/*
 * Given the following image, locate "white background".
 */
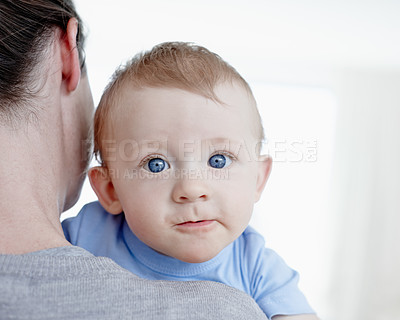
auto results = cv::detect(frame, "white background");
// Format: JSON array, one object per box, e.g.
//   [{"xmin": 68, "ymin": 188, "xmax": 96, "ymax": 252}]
[{"xmin": 63, "ymin": 1, "xmax": 400, "ymax": 319}]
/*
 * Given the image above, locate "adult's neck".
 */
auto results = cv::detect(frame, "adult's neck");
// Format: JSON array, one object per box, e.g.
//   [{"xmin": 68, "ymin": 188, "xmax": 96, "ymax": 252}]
[{"xmin": 0, "ymin": 123, "xmax": 70, "ymax": 254}]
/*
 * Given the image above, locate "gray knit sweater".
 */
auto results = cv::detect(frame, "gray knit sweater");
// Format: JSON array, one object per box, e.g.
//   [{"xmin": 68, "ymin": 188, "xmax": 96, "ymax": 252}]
[{"xmin": 0, "ymin": 246, "xmax": 266, "ymax": 320}]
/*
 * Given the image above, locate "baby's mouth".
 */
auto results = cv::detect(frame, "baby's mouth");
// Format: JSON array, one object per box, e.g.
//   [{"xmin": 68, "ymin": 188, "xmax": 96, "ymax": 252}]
[
  {"xmin": 176, "ymin": 220, "xmax": 215, "ymax": 227},
  {"xmin": 178, "ymin": 220, "xmax": 204, "ymax": 225}
]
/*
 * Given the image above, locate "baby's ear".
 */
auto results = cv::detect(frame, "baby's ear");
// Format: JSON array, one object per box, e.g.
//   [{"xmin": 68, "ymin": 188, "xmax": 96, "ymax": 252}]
[
  {"xmin": 88, "ymin": 166, "xmax": 123, "ymax": 215},
  {"xmin": 254, "ymin": 155, "xmax": 272, "ymax": 202}
]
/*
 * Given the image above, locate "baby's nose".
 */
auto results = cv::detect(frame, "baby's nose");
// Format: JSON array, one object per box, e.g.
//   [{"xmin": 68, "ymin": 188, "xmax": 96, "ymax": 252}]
[{"xmin": 171, "ymin": 176, "xmax": 209, "ymax": 203}]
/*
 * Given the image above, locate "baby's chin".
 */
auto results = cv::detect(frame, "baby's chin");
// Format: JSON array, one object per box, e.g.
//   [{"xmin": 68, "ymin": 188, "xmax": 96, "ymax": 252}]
[{"xmin": 171, "ymin": 249, "xmax": 222, "ymax": 264}]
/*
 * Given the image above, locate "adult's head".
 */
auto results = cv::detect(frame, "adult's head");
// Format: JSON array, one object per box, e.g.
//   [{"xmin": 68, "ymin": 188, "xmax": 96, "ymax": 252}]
[
  {"xmin": 0, "ymin": 0, "xmax": 94, "ymax": 212},
  {"xmin": 0, "ymin": 0, "xmax": 85, "ymax": 120}
]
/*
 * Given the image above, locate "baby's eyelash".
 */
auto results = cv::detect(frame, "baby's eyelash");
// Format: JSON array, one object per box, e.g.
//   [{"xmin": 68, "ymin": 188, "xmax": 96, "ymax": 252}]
[
  {"xmin": 138, "ymin": 154, "xmax": 168, "ymax": 167},
  {"xmin": 210, "ymin": 150, "xmax": 237, "ymax": 161}
]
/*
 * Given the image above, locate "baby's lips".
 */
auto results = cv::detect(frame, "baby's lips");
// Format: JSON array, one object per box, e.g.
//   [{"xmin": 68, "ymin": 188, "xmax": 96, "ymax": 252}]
[{"xmin": 176, "ymin": 220, "xmax": 216, "ymax": 227}]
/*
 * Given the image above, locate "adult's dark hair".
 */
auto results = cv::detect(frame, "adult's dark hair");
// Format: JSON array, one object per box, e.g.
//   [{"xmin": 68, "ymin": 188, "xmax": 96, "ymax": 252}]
[{"xmin": 0, "ymin": 0, "xmax": 86, "ymax": 119}]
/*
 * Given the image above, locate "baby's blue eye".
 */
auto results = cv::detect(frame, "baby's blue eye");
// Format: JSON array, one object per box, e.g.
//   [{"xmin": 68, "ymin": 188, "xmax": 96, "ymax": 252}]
[
  {"xmin": 208, "ymin": 154, "xmax": 232, "ymax": 169},
  {"xmin": 145, "ymin": 158, "xmax": 169, "ymax": 173}
]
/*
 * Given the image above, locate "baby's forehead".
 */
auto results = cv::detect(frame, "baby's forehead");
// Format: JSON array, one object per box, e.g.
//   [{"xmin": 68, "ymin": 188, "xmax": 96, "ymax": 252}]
[
  {"xmin": 107, "ymin": 82, "xmax": 261, "ymax": 138},
  {"xmin": 116, "ymin": 81, "xmax": 255, "ymax": 111}
]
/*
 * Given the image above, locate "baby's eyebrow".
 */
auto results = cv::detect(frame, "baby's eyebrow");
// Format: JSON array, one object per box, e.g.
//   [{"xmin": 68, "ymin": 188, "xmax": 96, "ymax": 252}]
[
  {"xmin": 118, "ymin": 139, "xmax": 168, "ymax": 157},
  {"xmin": 123, "ymin": 139, "xmax": 246, "ymax": 158},
  {"xmin": 205, "ymin": 138, "xmax": 243, "ymax": 148}
]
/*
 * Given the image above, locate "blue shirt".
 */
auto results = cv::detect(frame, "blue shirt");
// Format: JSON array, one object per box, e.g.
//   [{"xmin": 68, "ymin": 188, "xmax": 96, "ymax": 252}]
[{"xmin": 63, "ymin": 201, "xmax": 314, "ymax": 319}]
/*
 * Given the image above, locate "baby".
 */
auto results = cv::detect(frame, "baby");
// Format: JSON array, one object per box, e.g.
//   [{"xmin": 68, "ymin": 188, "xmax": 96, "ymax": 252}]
[{"xmin": 63, "ymin": 42, "xmax": 317, "ymax": 319}]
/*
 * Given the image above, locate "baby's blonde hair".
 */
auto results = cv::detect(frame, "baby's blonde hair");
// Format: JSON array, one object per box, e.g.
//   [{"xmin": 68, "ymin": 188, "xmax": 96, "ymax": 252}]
[{"xmin": 94, "ymin": 42, "xmax": 264, "ymax": 165}]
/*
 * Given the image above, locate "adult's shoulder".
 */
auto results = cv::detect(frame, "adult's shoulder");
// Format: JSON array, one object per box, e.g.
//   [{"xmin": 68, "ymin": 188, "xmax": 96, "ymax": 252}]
[{"xmin": 0, "ymin": 250, "xmax": 267, "ymax": 319}]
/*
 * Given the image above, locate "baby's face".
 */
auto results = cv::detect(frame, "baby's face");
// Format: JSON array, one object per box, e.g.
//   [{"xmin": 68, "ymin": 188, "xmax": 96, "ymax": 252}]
[{"xmin": 106, "ymin": 84, "xmax": 270, "ymax": 263}]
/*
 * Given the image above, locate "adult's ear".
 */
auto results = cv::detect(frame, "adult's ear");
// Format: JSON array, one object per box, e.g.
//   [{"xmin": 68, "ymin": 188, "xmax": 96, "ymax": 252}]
[
  {"xmin": 60, "ymin": 18, "xmax": 81, "ymax": 92},
  {"xmin": 88, "ymin": 167, "xmax": 123, "ymax": 215},
  {"xmin": 254, "ymin": 155, "xmax": 272, "ymax": 202}
]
